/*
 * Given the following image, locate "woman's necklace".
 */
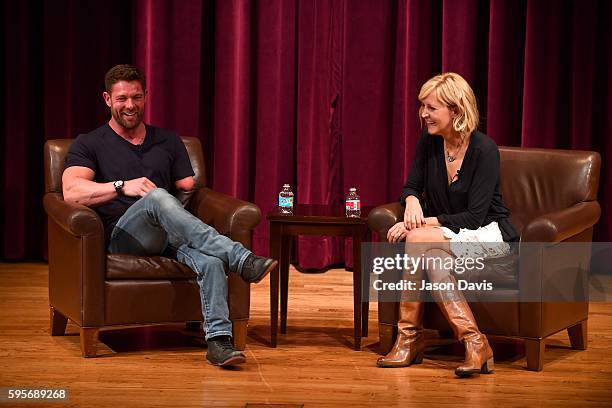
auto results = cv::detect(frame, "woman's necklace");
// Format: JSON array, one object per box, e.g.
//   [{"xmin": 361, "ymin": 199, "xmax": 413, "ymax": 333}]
[{"xmin": 445, "ymin": 139, "xmax": 463, "ymax": 163}]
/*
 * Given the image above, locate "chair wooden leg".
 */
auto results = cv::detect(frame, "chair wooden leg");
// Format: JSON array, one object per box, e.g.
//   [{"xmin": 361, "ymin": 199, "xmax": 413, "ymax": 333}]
[
  {"xmin": 568, "ymin": 320, "xmax": 588, "ymax": 350},
  {"xmin": 379, "ymin": 323, "xmax": 397, "ymax": 355},
  {"xmin": 524, "ymin": 338, "xmax": 545, "ymax": 371},
  {"xmin": 232, "ymin": 319, "xmax": 248, "ymax": 351},
  {"xmin": 185, "ymin": 321, "xmax": 202, "ymax": 332},
  {"xmin": 50, "ymin": 307, "xmax": 68, "ymax": 336},
  {"xmin": 80, "ymin": 328, "xmax": 99, "ymax": 358}
]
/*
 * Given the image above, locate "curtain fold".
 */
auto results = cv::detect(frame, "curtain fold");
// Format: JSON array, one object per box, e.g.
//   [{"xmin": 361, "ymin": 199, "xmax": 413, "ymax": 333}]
[
  {"xmin": 213, "ymin": 0, "xmax": 254, "ymax": 200},
  {"xmin": 441, "ymin": 0, "xmax": 480, "ymax": 84},
  {"xmin": 2, "ymin": 0, "xmax": 44, "ymax": 260},
  {"xmin": 250, "ymin": 0, "xmax": 297, "ymax": 255},
  {"xmin": 293, "ymin": 0, "xmax": 344, "ymax": 269},
  {"xmin": 1, "ymin": 0, "xmax": 610, "ymax": 262},
  {"xmin": 133, "ymin": 0, "xmax": 204, "ymax": 138},
  {"xmin": 486, "ymin": 0, "xmax": 525, "ymax": 147}
]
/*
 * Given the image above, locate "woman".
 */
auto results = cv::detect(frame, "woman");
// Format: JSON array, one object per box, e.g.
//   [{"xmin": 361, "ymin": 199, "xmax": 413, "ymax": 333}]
[{"xmin": 376, "ymin": 72, "xmax": 518, "ymax": 377}]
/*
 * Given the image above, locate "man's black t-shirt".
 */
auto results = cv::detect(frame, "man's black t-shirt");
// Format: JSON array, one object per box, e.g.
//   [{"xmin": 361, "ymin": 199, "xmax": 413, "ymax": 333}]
[{"xmin": 65, "ymin": 123, "xmax": 194, "ymax": 241}]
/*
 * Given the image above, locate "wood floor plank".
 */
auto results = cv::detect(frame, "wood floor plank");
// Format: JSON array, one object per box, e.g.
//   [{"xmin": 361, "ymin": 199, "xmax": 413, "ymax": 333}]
[{"xmin": 0, "ymin": 263, "xmax": 611, "ymax": 407}]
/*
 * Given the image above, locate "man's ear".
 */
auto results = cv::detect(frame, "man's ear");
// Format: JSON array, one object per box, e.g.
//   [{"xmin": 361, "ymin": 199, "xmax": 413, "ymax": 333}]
[{"xmin": 103, "ymin": 91, "xmax": 111, "ymax": 108}]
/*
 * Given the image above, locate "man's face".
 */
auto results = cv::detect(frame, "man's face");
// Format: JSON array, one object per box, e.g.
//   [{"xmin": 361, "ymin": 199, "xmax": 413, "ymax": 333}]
[{"xmin": 103, "ymin": 80, "xmax": 146, "ymax": 130}]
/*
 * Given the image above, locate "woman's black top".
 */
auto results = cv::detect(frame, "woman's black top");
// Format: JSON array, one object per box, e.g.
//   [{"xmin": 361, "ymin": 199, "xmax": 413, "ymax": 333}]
[{"xmin": 400, "ymin": 130, "xmax": 519, "ymax": 242}]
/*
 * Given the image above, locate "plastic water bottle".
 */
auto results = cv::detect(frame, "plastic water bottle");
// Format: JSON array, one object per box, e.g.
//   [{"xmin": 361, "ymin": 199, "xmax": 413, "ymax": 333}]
[
  {"xmin": 345, "ymin": 187, "xmax": 361, "ymax": 218},
  {"xmin": 278, "ymin": 184, "xmax": 294, "ymax": 215}
]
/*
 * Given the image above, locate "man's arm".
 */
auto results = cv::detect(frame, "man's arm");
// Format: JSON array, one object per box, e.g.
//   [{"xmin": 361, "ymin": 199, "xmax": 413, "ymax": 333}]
[
  {"xmin": 62, "ymin": 166, "xmax": 116, "ymax": 206},
  {"xmin": 175, "ymin": 176, "xmax": 195, "ymax": 192},
  {"xmin": 173, "ymin": 176, "xmax": 196, "ymax": 208},
  {"xmin": 62, "ymin": 166, "xmax": 157, "ymax": 206}
]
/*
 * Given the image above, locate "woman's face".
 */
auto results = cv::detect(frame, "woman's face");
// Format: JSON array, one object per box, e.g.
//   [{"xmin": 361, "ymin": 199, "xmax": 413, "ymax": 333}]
[{"xmin": 420, "ymin": 91, "xmax": 454, "ymax": 138}]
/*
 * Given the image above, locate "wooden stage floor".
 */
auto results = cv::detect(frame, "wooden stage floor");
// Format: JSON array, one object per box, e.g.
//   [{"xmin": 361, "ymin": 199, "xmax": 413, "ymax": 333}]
[{"xmin": 1, "ymin": 262, "xmax": 611, "ymax": 407}]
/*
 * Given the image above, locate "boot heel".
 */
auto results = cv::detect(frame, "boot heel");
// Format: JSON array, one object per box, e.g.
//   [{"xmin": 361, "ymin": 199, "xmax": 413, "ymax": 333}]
[
  {"xmin": 413, "ymin": 351, "xmax": 424, "ymax": 364},
  {"xmin": 481, "ymin": 358, "xmax": 494, "ymax": 374}
]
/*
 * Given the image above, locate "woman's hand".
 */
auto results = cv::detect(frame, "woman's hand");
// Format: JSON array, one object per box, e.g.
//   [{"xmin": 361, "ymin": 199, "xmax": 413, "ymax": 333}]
[
  {"xmin": 387, "ymin": 222, "xmax": 408, "ymax": 243},
  {"xmin": 403, "ymin": 196, "xmax": 425, "ymax": 230}
]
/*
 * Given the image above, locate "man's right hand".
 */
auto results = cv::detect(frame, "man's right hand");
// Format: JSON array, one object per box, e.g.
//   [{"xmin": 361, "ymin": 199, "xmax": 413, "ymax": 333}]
[
  {"xmin": 403, "ymin": 195, "xmax": 425, "ymax": 230},
  {"xmin": 123, "ymin": 177, "xmax": 157, "ymax": 197}
]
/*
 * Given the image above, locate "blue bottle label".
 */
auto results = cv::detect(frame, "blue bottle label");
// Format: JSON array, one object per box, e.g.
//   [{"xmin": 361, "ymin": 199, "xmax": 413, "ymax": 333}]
[{"xmin": 279, "ymin": 196, "xmax": 293, "ymax": 208}]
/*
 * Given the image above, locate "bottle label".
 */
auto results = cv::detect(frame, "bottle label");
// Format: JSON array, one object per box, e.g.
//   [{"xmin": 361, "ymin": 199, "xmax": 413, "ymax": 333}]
[
  {"xmin": 279, "ymin": 196, "xmax": 294, "ymax": 208},
  {"xmin": 345, "ymin": 199, "xmax": 360, "ymax": 210}
]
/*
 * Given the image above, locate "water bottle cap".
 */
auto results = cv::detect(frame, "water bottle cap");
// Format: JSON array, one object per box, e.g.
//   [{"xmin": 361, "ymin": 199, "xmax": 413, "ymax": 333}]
[
  {"xmin": 283, "ymin": 184, "xmax": 290, "ymax": 188},
  {"xmin": 349, "ymin": 187, "xmax": 356, "ymax": 192}
]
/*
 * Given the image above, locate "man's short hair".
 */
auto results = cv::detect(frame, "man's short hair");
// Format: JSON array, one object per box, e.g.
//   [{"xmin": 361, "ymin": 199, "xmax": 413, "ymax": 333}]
[{"xmin": 104, "ymin": 64, "xmax": 146, "ymax": 93}]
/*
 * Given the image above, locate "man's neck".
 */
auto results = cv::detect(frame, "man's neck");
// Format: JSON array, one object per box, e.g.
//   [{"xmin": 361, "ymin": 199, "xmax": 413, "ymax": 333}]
[{"xmin": 108, "ymin": 119, "xmax": 146, "ymax": 143}]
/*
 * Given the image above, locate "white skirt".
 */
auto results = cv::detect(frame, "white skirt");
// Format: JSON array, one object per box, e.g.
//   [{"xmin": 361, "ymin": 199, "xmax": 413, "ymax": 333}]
[{"xmin": 437, "ymin": 221, "xmax": 511, "ymax": 259}]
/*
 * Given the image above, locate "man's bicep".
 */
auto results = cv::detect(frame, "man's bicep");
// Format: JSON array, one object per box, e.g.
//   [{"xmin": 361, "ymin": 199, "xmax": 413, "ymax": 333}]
[{"xmin": 62, "ymin": 166, "xmax": 95, "ymax": 189}]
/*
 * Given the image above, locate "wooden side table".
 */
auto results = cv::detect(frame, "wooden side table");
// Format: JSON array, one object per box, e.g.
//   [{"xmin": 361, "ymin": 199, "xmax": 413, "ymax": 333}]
[{"xmin": 267, "ymin": 204, "xmax": 370, "ymax": 350}]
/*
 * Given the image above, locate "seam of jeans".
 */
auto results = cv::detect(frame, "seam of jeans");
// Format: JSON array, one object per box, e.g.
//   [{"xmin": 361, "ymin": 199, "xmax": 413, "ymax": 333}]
[
  {"xmin": 178, "ymin": 247, "xmax": 213, "ymax": 337},
  {"xmin": 144, "ymin": 193, "xmax": 160, "ymax": 224}
]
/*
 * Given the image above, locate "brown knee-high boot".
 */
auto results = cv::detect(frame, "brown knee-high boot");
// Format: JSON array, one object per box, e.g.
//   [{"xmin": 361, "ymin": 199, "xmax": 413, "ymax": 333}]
[
  {"xmin": 376, "ymin": 301, "xmax": 425, "ymax": 367},
  {"xmin": 433, "ymin": 276, "xmax": 494, "ymax": 377}
]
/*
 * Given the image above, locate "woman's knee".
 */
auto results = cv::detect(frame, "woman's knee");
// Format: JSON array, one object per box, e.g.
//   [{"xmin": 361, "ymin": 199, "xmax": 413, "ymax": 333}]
[
  {"xmin": 405, "ymin": 228, "xmax": 424, "ymax": 243},
  {"xmin": 405, "ymin": 227, "xmax": 444, "ymax": 243}
]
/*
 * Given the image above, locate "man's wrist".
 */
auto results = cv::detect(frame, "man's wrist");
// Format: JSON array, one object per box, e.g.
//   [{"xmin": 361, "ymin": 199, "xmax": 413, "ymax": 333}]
[{"xmin": 113, "ymin": 180, "xmax": 124, "ymax": 196}]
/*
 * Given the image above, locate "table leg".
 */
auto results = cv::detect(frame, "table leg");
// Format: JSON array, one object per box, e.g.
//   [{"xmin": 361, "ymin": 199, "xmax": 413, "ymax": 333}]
[
  {"xmin": 352, "ymin": 228, "xmax": 363, "ymax": 351},
  {"xmin": 280, "ymin": 236, "xmax": 291, "ymax": 334},
  {"xmin": 362, "ymin": 229, "xmax": 371, "ymax": 337},
  {"xmin": 269, "ymin": 223, "xmax": 282, "ymax": 347}
]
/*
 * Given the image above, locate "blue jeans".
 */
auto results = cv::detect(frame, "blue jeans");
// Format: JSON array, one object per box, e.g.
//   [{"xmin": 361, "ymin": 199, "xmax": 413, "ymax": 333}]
[{"xmin": 107, "ymin": 188, "xmax": 251, "ymax": 340}]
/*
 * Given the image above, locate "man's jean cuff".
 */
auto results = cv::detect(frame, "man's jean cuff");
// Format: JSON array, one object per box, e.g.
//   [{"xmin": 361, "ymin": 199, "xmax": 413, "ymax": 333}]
[
  {"xmin": 236, "ymin": 250, "xmax": 252, "ymax": 275},
  {"xmin": 205, "ymin": 330, "xmax": 234, "ymax": 341}
]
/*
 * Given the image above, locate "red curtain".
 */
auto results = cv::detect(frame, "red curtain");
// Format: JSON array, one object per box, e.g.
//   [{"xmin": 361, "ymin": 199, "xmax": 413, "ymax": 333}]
[{"xmin": 1, "ymin": 0, "xmax": 611, "ymax": 266}]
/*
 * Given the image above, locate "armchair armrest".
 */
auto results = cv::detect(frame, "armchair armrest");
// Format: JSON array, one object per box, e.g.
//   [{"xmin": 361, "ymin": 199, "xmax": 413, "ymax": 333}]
[
  {"xmin": 43, "ymin": 193, "xmax": 105, "ymax": 237},
  {"xmin": 367, "ymin": 202, "xmax": 403, "ymax": 241},
  {"xmin": 189, "ymin": 187, "xmax": 261, "ymax": 247},
  {"xmin": 520, "ymin": 201, "xmax": 601, "ymax": 243},
  {"xmin": 518, "ymin": 201, "xmax": 600, "ymax": 310},
  {"xmin": 43, "ymin": 192, "xmax": 106, "ymax": 327}
]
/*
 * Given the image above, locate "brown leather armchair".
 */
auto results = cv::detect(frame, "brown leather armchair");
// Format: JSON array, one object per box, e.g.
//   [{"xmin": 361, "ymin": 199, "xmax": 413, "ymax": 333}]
[
  {"xmin": 44, "ymin": 137, "xmax": 260, "ymax": 357},
  {"xmin": 368, "ymin": 147, "xmax": 601, "ymax": 371}
]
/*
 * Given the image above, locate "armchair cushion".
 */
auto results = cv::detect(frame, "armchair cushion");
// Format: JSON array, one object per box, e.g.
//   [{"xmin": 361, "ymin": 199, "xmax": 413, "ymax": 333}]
[{"xmin": 106, "ymin": 255, "xmax": 197, "ymax": 280}]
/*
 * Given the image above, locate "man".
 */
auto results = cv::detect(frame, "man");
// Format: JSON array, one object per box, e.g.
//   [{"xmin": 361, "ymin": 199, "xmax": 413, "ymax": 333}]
[{"xmin": 62, "ymin": 64, "xmax": 277, "ymax": 367}]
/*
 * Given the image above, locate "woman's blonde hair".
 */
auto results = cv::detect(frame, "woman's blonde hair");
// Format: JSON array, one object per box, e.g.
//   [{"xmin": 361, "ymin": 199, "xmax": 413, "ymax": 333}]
[{"xmin": 418, "ymin": 72, "xmax": 479, "ymax": 136}]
